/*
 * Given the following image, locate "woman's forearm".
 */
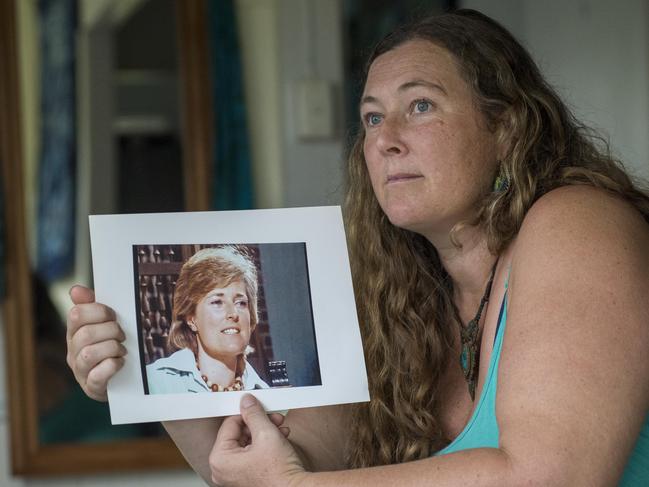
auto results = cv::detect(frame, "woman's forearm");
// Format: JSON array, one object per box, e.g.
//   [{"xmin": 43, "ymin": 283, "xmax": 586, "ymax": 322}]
[
  {"xmin": 163, "ymin": 417, "xmax": 223, "ymax": 485},
  {"xmin": 298, "ymin": 448, "xmax": 519, "ymax": 487}
]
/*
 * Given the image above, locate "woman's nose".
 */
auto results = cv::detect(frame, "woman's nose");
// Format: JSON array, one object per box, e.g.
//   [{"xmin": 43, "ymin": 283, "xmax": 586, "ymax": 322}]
[
  {"xmin": 376, "ymin": 116, "xmax": 407, "ymax": 156},
  {"xmin": 226, "ymin": 306, "xmax": 239, "ymax": 322}
]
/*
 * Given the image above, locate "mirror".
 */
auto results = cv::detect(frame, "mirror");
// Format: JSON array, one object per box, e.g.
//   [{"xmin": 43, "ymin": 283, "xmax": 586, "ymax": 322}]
[
  {"xmin": 1, "ymin": 0, "xmax": 213, "ymax": 475},
  {"xmin": 1, "ymin": 0, "xmax": 451, "ymax": 476}
]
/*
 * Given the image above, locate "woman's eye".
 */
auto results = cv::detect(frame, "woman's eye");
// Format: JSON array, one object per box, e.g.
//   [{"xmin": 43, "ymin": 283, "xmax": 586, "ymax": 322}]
[
  {"xmin": 413, "ymin": 100, "xmax": 433, "ymax": 113},
  {"xmin": 365, "ymin": 113, "xmax": 383, "ymax": 126},
  {"xmin": 235, "ymin": 300, "xmax": 248, "ymax": 308},
  {"xmin": 210, "ymin": 299, "xmax": 223, "ymax": 306}
]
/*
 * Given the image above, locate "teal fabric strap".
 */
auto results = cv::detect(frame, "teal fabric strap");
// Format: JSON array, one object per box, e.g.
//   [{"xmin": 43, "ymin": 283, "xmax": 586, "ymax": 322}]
[
  {"xmin": 435, "ymin": 293, "xmax": 506, "ymax": 456},
  {"xmin": 619, "ymin": 414, "xmax": 649, "ymax": 485}
]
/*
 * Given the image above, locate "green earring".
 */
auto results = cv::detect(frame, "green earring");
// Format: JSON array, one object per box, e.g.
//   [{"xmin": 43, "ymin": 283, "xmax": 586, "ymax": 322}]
[{"xmin": 494, "ymin": 167, "xmax": 510, "ymax": 193}]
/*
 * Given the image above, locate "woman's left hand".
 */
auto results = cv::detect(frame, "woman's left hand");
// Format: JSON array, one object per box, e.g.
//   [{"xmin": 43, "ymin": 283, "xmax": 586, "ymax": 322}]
[{"xmin": 210, "ymin": 394, "xmax": 308, "ymax": 487}]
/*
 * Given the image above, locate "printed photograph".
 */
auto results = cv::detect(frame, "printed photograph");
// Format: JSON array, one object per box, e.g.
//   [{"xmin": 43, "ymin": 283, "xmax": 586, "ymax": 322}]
[
  {"xmin": 90, "ymin": 207, "xmax": 368, "ymax": 423},
  {"xmin": 133, "ymin": 243, "xmax": 321, "ymax": 395}
]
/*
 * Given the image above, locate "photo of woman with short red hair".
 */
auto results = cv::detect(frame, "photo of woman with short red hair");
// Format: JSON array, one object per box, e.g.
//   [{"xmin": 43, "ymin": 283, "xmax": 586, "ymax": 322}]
[{"xmin": 145, "ymin": 246, "xmax": 269, "ymax": 394}]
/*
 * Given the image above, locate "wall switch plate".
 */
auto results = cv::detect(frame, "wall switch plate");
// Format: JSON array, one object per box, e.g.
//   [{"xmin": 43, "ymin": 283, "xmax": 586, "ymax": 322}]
[{"xmin": 294, "ymin": 79, "xmax": 334, "ymax": 140}]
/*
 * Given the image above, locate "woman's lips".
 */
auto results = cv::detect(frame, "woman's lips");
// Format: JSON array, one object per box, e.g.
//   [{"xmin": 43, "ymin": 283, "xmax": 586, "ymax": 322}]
[
  {"xmin": 221, "ymin": 327, "xmax": 240, "ymax": 335},
  {"xmin": 387, "ymin": 173, "xmax": 423, "ymax": 184}
]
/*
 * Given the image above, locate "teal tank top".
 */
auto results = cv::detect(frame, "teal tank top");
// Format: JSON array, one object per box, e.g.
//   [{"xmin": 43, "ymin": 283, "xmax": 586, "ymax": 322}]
[{"xmin": 436, "ymin": 290, "xmax": 649, "ymax": 486}]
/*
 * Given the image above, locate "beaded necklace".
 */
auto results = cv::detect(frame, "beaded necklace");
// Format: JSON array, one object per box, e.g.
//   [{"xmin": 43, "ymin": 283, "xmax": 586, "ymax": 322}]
[
  {"xmin": 196, "ymin": 362, "xmax": 244, "ymax": 392},
  {"xmin": 455, "ymin": 259, "xmax": 498, "ymax": 401}
]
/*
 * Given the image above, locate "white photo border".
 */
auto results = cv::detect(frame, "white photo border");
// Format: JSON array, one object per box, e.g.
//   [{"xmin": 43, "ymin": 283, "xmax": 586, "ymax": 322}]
[{"xmin": 90, "ymin": 206, "xmax": 369, "ymax": 424}]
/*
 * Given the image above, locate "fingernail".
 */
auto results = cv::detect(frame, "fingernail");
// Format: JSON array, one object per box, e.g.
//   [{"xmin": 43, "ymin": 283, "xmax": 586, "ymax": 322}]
[
  {"xmin": 68, "ymin": 285, "xmax": 76, "ymax": 297},
  {"xmin": 241, "ymin": 394, "xmax": 256, "ymax": 409}
]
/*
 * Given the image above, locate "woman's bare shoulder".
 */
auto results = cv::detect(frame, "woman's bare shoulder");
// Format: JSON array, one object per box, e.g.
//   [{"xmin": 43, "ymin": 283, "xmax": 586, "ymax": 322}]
[
  {"xmin": 511, "ymin": 184, "xmax": 649, "ymax": 322},
  {"xmin": 515, "ymin": 185, "xmax": 649, "ymax": 265},
  {"xmin": 522, "ymin": 184, "xmax": 647, "ymax": 229}
]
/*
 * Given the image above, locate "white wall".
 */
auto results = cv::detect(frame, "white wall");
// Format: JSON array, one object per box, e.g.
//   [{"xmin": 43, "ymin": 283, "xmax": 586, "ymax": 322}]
[
  {"xmin": 463, "ymin": 0, "xmax": 649, "ymax": 182},
  {"xmin": 276, "ymin": 0, "xmax": 346, "ymax": 207},
  {"xmin": 237, "ymin": 0, "xmax": 346, "ymax": 210}
]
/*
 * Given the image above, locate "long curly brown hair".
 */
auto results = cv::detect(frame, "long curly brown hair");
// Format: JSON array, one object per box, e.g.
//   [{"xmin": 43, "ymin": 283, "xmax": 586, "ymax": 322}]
[{"xmin": 345, "ymin": 8, "xmax": 649, "ymax": 468}]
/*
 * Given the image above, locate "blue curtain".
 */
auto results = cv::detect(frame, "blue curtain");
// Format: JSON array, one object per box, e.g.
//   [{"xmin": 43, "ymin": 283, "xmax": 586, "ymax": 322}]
[
  {"xmin": 36, "ymin": 0, "xmax": 77, "ymax": 282},
  {"xmin": 207, "ymin": 0, "xmax": 254, "ymax": 210}
]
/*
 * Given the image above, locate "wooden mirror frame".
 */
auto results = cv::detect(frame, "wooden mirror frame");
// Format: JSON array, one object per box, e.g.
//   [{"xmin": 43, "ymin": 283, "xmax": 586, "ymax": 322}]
[{"xmin": 1, "ymin": 0, "xmax": 214, "ymax": 475}]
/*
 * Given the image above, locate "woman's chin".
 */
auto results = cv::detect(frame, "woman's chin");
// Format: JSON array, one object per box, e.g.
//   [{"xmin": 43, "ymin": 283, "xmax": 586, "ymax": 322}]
[
  {"xmin": 385, "ymin": 211, "xmax": 429, "ymax": 234},
  {"xmin": 381, "ymin": 201, "xmax": 426, "ymax": 228},
  {"xmin": 383, "ymin": 205, "xmax": 454, "ymax": 240},
  {"xmin": 206, "ymin": 345, "xmax": 246, "ymax": 360}
]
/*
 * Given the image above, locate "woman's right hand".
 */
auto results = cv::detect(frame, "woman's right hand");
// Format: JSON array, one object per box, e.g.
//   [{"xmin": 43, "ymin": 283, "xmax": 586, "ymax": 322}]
[{"xmin": 66, "ymin": 285, "xmax": 127, "ymax": 401}]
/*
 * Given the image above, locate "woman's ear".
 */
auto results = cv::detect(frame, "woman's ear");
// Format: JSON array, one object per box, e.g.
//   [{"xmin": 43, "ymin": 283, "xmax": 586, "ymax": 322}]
[{"xmin": 187, "ymin": 317, "xmax": 198, "ymax": 332}]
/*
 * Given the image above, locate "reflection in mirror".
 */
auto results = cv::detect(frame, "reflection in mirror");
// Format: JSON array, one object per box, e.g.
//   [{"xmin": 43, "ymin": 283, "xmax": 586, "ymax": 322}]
[
  {"xmin": 2, "ymin": 0, "xmax": 201, "ymax": 475},
  {"xmin": 19, "ymin": 0, "xmax": 184, "ymax": 446},
  {"xmin": 3, "ymin": 0, "xmax": 453, "ymax": 476}
]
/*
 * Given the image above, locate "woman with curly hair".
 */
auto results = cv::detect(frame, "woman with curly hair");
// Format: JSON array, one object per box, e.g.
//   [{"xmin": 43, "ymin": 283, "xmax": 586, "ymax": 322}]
[{"xmin": 67, "ymin": 9, "xmax": 649, "ymax": 486}]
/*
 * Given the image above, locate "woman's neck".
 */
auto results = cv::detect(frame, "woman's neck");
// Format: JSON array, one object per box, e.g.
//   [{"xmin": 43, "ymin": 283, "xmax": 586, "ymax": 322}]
[
  {"xmin": 430, "ymin": 226, "xmax": 497, "ymax": 319},
  {"xmin": 195, "ymin": 346, "xmax": 238, "ymax": 386}
]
